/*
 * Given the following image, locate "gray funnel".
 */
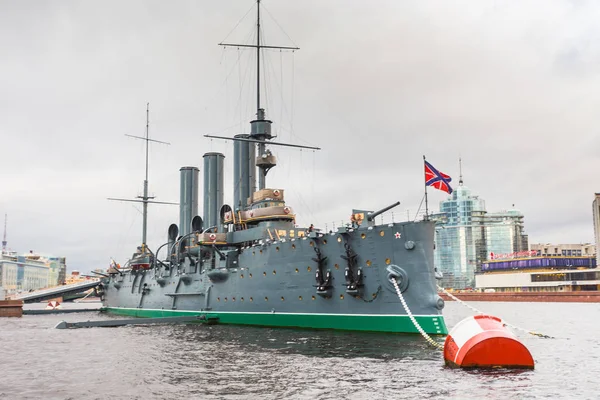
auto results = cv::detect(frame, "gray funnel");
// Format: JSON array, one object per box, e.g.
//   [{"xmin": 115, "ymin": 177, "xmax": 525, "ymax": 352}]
[
  {"xmin": 203, "ymin": 152, "xmax": 225, "ymax": 230},
  {"xmin": 179, "ymin": 166, "xmax": 199, "ymax": 238},
  {"xmin": 233, "ymin": 134, "xmax": 255, "ymax": 211}
]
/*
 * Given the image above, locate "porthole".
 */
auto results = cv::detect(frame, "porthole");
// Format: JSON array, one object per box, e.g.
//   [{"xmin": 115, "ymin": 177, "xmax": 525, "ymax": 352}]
[
  {"xmin": 217, "ymin": 297, "xmax": 220, "ymax": 302},
  {"xmin": 295, "ymin": 268, "xmax": 299, "ymax": 273},
  {"xmin": 307, "ymin": 266, "xmax": 312, "ymax": 272},
  {"xmin": 273, "ymin": 270, "xmax": 276, "ymax": 275},
  {"xmin": 241, "ymin": 297, "xmax": 244, "ymax": 302},
  {"xmin": 250, "ymin": 297, "xmax": 254, "ymax": 302},
  {"xmin": 276, "ymin": 246, "xmax": 280, "ymax": 252},
  {"xmin": 249, "ymin": 273, "xmax": 253, "ymax": 278},
  {"xmin": 309, "ymin": 241, "xmax": 314, "ymax": 247},
  {"xmin": 240, "ymin": 274, "xmax": 244, "ymax": 278},
  {"xmin": 337, "ymin": 237, "xmax": 342, "ymax": 243},
  {"xmin": 340, "ymin": 294, "xmax": 344, "ymax": 300},
  {"xmin": 380, "ymin": 231, "xmax": 385, "ymax": 237},
  {"xmin": 292, "ymin": 244, "xmax": 296, "ymax": 249},
  {"xmin": 385, "ymin": 258, "xmax": 391, "ymax": 265},
  {"xmin": 311, "ymin": 296, "xmax": 316, "ymax": 300},
  {"xmin": 366, "ymin": 260, "xmax": 372, "ymax": 267},
  {"xmin": 224, "ymin": 297, "xmax": 227, "ymax": 302},
  {"xmin": 361, "ymin": 233, "xmax": 366, "ymax": 239},
  {"xmin": 298, "ymin": 296, "xmax": 303, "ymax": 300},
  {"xmin": 334, "ymin": 263, "xmax": 340, "ymax": 270},
  {"xmin": 281, "ymin": 297, "xmax": 285, "ymax": 301},
  {"xmin": 263, "ymin": 271, "xmax": 267, "ymax": 276},
  {"xmin": 265, "ymin": 297, "xmax": 268, "ymax": 301}
]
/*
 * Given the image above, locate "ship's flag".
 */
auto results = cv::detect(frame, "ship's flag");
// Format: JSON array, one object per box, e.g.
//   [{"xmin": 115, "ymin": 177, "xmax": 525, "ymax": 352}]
[{"xmin": 424, "ymin": 160, "xmax": 453, "ymax": 194}]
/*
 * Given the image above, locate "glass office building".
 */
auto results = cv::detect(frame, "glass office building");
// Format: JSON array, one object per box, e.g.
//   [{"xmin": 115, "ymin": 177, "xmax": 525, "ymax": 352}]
[{"xmin": 431, "ymin": 184, "xmax": 528, "ymax": 289}]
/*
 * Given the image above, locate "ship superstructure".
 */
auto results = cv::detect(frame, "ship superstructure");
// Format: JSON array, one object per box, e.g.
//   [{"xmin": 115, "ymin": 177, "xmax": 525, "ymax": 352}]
[{"xmin": 101, "ymin": 1, "xmax": 447, "ymax": 334}]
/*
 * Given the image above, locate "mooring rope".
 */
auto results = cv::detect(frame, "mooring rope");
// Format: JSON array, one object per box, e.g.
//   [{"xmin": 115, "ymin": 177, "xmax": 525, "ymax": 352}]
[
  {"xmin": 437, "ymin": 285, "xmax": 553, "ymax": 339},
  {"xmin": 392, "ymin": 278, "xmax": 443, "ymax": 350}
]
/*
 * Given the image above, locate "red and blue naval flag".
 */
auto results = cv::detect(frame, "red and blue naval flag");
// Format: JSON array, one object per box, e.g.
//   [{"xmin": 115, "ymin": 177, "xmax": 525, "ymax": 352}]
[{"xmin": 424, "ymin": 160, "xmax": 453, "ymax": 194}]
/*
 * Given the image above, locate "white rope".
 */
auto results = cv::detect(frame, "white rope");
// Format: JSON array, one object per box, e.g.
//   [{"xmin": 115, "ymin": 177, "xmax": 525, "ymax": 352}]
[
  {"xmin": 392, "ymin": 278, "xmax": 443, "ymax": 350},
  {"xmin": 437, "ymin": 285, "xmax": 552, "ymax": 339}
]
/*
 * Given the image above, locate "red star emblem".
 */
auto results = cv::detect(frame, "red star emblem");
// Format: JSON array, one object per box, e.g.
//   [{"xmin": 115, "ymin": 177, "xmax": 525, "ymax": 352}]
[{"xmin": 394, "ymin": 232, "xmax": 401, "ymax": 239}]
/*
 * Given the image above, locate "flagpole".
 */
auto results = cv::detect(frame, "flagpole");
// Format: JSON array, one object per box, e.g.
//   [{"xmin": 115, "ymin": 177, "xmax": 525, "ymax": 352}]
[{"xmin": 423, "ymin": 155, "xmax": 429, "ymax": 221}]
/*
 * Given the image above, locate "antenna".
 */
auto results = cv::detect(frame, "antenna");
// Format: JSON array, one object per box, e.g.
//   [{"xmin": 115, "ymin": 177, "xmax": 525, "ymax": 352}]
[
  {"xmin": 2, "ymin": 213, "xmax": 7, "ymax": 254},
  {"xmin": 108, "ymin": 103, "xmax": 177, "ymax": 245},
  {"xmin": 459, "ymin": 157, "xmax": 464, "ymax": 186}
]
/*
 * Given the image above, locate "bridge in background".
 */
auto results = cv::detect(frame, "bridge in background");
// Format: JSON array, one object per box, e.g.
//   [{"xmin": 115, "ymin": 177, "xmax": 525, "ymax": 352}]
[{"xmin": 12, "ymin": 280, "xmax": 102, "ymax": 304}]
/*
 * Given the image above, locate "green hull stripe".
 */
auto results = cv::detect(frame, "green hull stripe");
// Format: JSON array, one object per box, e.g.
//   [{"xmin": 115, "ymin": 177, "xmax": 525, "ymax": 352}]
[{"xmin": 103, "ymin": 307, "xmax": 448, "ymax": 335}]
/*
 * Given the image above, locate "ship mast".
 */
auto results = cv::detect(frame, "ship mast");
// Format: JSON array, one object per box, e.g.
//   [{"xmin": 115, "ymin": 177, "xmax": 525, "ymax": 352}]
[
  {"xmin": 142, "ymin": 104, "xmax": 151, "ymax": 244},
  {"xmin": 217, "ymin": 0, "xmax": 301, "ymax": 191},
  {"xmin": 108, "ymin": 103, "xmax": 176, "ymax": 246}
]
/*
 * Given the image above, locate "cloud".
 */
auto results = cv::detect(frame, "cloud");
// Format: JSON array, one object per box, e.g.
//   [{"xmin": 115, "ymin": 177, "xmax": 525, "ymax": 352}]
[{"xmin": 1, "ymin": 0, "xmax": 599, "ymax": 272}]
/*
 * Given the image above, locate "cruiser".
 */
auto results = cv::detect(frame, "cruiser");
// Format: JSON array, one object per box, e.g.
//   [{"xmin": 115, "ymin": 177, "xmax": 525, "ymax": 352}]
[{"xmin": 100, "ymin": 1, "xmax": 447, "ymax": 334}]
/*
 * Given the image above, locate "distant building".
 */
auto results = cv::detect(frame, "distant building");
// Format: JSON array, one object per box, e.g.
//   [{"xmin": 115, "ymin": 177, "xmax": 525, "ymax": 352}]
[
  {"xmin": 530, "ymin": 243, "xmax": 595, "ymax": 258},
  {"xmin": 593, "ymin": 193, "xmax": 600, "ymax": 265},
  {"xmin": 476, "ymin": 255, "xmax": 598, "ymax": 292},
  {"xmin": 0, "ymin": 251, "xmax": 67, "ymax": 294},
  {"xmin": 431, "ymin": 183, "xmax": 529, "ymax": 289}
]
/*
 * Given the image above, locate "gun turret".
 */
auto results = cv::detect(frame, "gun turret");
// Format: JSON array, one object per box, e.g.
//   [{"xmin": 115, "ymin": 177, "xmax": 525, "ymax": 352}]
[{"xmin": 367, "ymin": 201, "xmax": 401, "ymax": 222}]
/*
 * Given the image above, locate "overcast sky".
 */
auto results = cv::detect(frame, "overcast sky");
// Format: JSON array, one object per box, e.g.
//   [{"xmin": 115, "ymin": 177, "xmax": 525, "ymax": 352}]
[{"xmin": 1, "ymin": 0, "xmax": 599, "ymax": 273}]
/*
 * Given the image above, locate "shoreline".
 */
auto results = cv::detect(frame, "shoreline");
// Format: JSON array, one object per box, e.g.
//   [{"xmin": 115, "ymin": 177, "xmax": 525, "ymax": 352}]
[{"xmin": 440, "ymin": 291, "xmax": 600, "ymax": 303}]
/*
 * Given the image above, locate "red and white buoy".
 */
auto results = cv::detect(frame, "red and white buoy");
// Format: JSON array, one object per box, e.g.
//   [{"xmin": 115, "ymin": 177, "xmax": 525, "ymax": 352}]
[{"xmin": 444, "ymin": 314, "xmax": 534, "ymax": 369}]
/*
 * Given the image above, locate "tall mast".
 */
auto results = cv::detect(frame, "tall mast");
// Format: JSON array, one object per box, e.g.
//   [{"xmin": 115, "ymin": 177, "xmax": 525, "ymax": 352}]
[
  {"xmin": 108, "ymin": 103, "xmax": 175, "ymax": 246},
  {"xmin": 142, "ymin": 103, "xmax": 150, "ymax": 244},
  {"xmin": 218, "ymin": 1, "xmax": 300, "ymax": 193},
  {"xmin": 257, "ymin": 0, "xmax": 261, "ymax": 111}
]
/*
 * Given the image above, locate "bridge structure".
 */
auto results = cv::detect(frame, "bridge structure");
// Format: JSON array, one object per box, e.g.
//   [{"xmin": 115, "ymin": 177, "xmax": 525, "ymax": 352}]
[{"xmin": 12, "ymin": 280, "xmax": 102, "ymax": 304}]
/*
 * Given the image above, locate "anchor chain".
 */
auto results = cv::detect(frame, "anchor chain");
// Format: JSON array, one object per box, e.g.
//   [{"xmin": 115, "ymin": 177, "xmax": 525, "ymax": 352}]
[
  {"xmin": 392, "ymin": 278, "xmax": 443, "ymax": 350},
  {"xmin": 437, "ymin": 285, "xmax": 553, "ymax": 339}
]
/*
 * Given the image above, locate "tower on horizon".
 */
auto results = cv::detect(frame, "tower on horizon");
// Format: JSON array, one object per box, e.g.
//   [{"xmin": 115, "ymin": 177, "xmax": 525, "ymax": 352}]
[{"xmin": 2, "ymin": 213, "xmax": 7, "ymax": 254}]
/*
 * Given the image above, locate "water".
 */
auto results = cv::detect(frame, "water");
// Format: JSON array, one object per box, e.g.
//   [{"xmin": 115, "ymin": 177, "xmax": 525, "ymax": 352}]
[{"xmin": 1, "ymin": 301, "xmax": 599, "ymax": 399}]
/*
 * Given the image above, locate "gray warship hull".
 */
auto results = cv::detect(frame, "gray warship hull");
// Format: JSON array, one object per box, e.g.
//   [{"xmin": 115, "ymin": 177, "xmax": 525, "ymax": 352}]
[{"xmin": 102, "ymin": 218, "xmax": 446, "ymax": 334}]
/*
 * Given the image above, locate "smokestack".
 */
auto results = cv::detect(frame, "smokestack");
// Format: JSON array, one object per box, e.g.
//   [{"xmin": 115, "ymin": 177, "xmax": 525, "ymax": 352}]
[
  {"xmin": 167, "ymin": 223, "xmax": 178, "ymax": 257},
  {"xmin": 203, "ymin": 152, "xmax": 225, "ymax": 230},
  {"xmin": 233, "ymin": 134, "xmax": 255, "ymax": 210},
  {"xmin": 179, "ymin": 166, "xmax": 199, "ymax": 238}
]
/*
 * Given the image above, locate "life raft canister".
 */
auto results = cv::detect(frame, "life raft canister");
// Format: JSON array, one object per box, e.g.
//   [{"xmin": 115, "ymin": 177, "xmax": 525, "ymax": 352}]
[{"xmin": 443, "ymin": 314, "xmax": 534, "ymax": 369}]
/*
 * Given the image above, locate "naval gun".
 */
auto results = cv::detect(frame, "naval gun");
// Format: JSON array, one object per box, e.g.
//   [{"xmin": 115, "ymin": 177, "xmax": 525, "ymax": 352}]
[{"xmin": 367, "ymin": 201, "xmax": 401, "ymax": 223}]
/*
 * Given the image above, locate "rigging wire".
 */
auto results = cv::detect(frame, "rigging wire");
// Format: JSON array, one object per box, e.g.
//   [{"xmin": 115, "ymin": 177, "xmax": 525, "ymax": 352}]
[
  {"xmin": 219, "ymin": 2, "xmax": 256, "ymax": 44},
  {"xmin": 261, "ymin": 2, "xmax": 299, "ymax": 48}
]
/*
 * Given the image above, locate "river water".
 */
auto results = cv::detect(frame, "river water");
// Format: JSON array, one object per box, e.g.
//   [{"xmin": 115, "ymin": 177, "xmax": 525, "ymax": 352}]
[{"xmin": 0, "ymin": 301, "xmax": 598, "ymax": 399}]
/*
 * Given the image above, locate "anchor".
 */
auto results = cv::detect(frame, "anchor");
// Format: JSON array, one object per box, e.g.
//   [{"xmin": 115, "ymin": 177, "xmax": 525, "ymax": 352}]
[
  {"xmin": 313, "ymin": 245, "xmax": 332, "ymax": 298},
  {"xmin": 341, "ymin": 238, "xmax": 362, "ymax": 295}
]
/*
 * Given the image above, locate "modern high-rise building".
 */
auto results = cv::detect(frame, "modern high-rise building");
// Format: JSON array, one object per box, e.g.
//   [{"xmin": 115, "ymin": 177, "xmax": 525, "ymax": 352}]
[
  {"xmin": 431, "ymin": 183, "xmax": 529, "ymax": 289},
  {"xmin": 592, "ymin": 193, "xmax": 600, "ymax": 265}
]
